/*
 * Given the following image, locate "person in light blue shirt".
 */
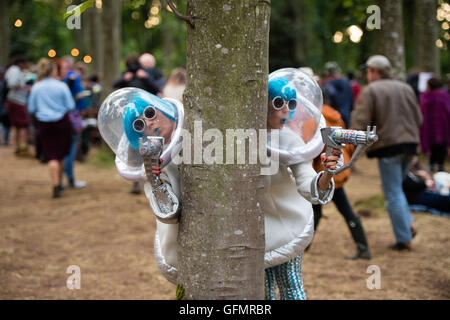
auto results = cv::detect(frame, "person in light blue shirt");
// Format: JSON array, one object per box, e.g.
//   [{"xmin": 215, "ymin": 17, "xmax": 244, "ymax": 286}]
[
  {"xmin": 28, "ymin": 76, "xmax": 75, "ymax": 122},
  {"xmin": 28, "ymin": 58, "xmax": 75, "ymax": 198}
]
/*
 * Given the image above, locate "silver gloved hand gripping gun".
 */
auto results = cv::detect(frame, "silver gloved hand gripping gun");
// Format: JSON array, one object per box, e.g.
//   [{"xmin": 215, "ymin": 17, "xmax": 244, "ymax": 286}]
[
  {"xmin": 320, "ymin": 126, "xmax": 379, "ymax": 175},
  {"xmin": 139, "ymin": 136, "xmax": 180, "ymax": 223}
]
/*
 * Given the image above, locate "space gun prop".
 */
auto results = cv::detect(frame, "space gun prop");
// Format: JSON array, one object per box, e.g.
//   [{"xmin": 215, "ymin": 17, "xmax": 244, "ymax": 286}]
[
  {"xmin": 321, "ymin": 126, "xmax": 378, "ymax": 175},
  {"xmin": 139, "ymin": 136, "xmax": 180, "ymax": 223}
]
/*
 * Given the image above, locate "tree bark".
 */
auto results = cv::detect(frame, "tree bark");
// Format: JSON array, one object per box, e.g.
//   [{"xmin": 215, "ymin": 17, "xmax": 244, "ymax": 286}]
[
  {"xmin": 177, "ymin": 0, "xmax": 270, "ymax": 300},
  {"xmin": 0, "ymin": 0, "xmax": 9, "ymax": 67},
  {"xmin": 374, "ymin": 0, "xmax": 406, "ymax": 80},
  {"xmin": 87, "ymin": 5, "xmax": 103, "ymax": 77},
  {"xmin": 416, "ymin": 0, "xmax": 440, "ymax": 75},
  {"xmin": 101, "ymin": 0, "xmax": 122, "ymax": 98}
]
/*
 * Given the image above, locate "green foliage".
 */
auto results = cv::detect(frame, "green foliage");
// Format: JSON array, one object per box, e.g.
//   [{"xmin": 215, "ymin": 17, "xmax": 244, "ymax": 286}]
[
  {"xmin": 4, "ymin": 0, "xmax": 448, "ymax": 78},
  {"xmin": 175, "ymin": 284, "xmax": 187, "ymax": 300},
  {"xmin": 62, "ymin": 0, "xmax": 94, "ymax": 19}
]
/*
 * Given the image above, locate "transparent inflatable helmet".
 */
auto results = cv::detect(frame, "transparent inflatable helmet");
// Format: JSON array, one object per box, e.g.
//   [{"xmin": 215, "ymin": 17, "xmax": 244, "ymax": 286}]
[
  {"xmin": 97, "ymin": 87, "xmax": 184, "ymax": 169},
  {"xmin": 267, "ymin": 68, "xmax": 325, "ymax": 165}
]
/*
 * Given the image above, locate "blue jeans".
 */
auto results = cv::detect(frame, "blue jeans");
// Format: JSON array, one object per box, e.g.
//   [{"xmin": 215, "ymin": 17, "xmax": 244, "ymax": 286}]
[
  {"xmin": 64, "ymin": 133, "xmax": 80, "ymax": 181},
  {"xmin": 378, "ymin": 155, "xmax": 414, "ymax": 243}
]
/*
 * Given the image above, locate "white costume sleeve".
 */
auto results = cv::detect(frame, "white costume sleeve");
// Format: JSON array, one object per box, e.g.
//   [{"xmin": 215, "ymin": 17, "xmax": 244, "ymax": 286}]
[
  {"xmin": 115, "ymin": 156, "xmax": 146, "ymax": 181},
  {"xmin": 144, "ymin": 162, "xmax": 181, "ymax": 284},
  {"xmin": 289, "ymin": 161, "xmax": 335, "ymax": 205}
]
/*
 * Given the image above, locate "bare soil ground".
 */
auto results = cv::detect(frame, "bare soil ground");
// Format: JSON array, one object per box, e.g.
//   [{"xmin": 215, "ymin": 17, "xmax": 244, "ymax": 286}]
[{"xmin": 0, "ymin": 145, "xmax": 449, "ymax": 300}]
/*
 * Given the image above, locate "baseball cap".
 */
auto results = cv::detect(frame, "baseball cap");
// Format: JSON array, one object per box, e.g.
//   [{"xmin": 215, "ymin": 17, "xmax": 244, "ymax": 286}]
[{"xmin": 361, "ymin": 55, "xmax": 391, "ymax": 70}]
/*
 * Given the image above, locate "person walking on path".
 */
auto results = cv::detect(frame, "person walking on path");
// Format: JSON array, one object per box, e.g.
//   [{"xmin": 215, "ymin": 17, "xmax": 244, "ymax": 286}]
[
  {"xmin": 58, "ymin": 56, "xmax": 88, "ymax": 189},
  {"xmin": 351, "ymin": 55, "xmax": 422, "ymax": 251},
  {"xmin": 4, "ymin": 57, "xmax": 31, "ymax": 156},
  {"xmin": 419, "ymin": 77, "xmax": 450, "ymax": 173},
  {"xmin": 311, "ymin": 101, "xmax": 371, "ymax": 260},
  {"xmin": 0, "ymin": 66, "xmax": 11, "ymax": 146},
  {"xmin": 28, "ymin": 58, "xmax": 75, "ymax": 198}
]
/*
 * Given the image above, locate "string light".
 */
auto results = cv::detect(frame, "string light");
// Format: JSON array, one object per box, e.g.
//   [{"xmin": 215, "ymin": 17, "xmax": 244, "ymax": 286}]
[
  {"xmin": 83, "ymin": 55, "xmax": 92, "ymax": 63},
  {"xmin": 48, "ymin": 50, "xmax": 56, "ymax": 58},
  {"xmin": 14, "ymin": 19, "xmax": 22, "ymax": 27},
  {"xmin": 71, "ymin": 48, "xmax": 80, "ymax": 57},
  {"xmin": 332, "ymin": 31, "xmax": 343, "ymax": 43}
]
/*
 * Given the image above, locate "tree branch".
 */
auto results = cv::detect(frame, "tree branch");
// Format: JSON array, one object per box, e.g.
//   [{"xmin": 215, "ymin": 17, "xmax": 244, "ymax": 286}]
[{"xmin": 166, "ymin": 0, "xmax": 195, "ymax": 28}]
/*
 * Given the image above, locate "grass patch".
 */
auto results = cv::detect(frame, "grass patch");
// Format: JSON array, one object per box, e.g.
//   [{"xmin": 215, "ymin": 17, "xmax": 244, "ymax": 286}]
[
  {"xmin": 354, "ymin": 193, "xmax": 385, "ymax": 211},
  {"xmin": 89, "ymin": 144, "xmax": 116, "ymax": 168}
]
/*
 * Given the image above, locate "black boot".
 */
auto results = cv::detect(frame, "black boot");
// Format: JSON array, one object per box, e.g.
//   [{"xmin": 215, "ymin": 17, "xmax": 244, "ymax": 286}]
[
  {"xmin": 53, "ymin": 185, "xmax": 62, "ymax": 198},
  {"xmin": 345, "ymin": 217, "xmax": 371, "ymax": 260}
]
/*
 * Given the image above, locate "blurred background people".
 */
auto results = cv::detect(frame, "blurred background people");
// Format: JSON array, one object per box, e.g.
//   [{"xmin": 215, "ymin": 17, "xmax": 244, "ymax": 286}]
[
  {"xmin": 4, "ymin": 56, "xmax": 31, "ymax": 156},
  {"xmin": 28, "ymin": 58, "xmax": 75, "ymax": 198},
  {"xmin": 139, "ymin": 53, "xmax": 166, "ymax": 92},
  {"xmin": 321, "ymin": 61, "xmax": 354, "ymax": 128},
  {"xmin": 58, "ymin": 56, "xmax": 88, "ymax": 189},
  {"xmin": 113, "ymin": 54, "xmax": 160, "ymax": 95},
  {"xmin": 162, "ymin": 67, "xmax": 186, "ymax": 102},
  {"xmin": 0, "ymin": 66, "xmax": 11, "ymax": 146},
  {"xmin": 351, "ymin": 55, "xmax": 423, "ymax": 251},
  {"xmin": 419, "ymin": 77, "xmax": 450, "ymax": 173},
  {"xmin": 403, "ymin": 156, "xmax": 450, "ymax": 216}
]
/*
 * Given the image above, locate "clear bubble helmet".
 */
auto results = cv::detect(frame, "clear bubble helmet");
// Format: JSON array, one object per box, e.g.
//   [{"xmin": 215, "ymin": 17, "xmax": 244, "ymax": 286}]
[
  {"xmin": 97, "ymin": 87, "xmax": 184, "ymax": 169},
  {"xmin": 267, "ymin": 68, "xmax": 325, "ymax": 165}
]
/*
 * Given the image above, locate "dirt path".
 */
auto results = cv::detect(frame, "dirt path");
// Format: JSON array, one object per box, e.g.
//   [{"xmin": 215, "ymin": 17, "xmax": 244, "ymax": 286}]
[{"xmin": 0, "ymin": 145, "xmax": 449, "ymax": 299}]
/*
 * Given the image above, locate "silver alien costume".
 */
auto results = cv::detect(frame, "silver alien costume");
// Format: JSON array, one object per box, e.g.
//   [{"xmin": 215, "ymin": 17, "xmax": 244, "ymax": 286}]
[{"xmin": 98, "ymin": 68, "xmax": 337, "ymax": 299}]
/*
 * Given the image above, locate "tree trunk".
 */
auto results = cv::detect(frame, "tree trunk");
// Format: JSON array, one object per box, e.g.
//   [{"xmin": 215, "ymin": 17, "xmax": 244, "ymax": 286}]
[
  {"xmin": 0, "ymin": 0, "xmax": 9, "ymax": 67},
  {"xmin": 416, "ymin": 0, "xmax": 440, "ymax": 75},
  {"xmin": 374, "ymin": 0, "xmax": 406, "ymax": 80},
  {"xmin": 86, "ymin": 5, "xmax": 103, "ymax": 77},
  {"xmin": 177, "ymin": 0, "xmax": 270, "ymax": 300},
  {"xmin": 101, "ymin": 0, "xmax": 122, "ymax": 98}
]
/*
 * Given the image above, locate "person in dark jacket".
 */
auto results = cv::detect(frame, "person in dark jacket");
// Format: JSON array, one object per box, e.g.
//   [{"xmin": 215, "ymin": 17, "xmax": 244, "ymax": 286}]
[{"xmin": 113, "ymin": 54, "xmax": 160, "ymax": 95}]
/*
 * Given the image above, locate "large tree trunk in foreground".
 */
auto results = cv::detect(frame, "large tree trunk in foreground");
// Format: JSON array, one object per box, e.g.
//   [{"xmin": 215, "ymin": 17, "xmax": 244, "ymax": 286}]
[
  {"xmin": 374, "ymin": 0, "xmax": 406, "ymax": 80},
  {"xmin": 101, "ymin": 0, "xmax": 122, "ymax": 98},
  {"xmin": 416, "ymin": 0, "xmax": 440, "ymax": 75},
  {"xmin": 178, "ymin": 0, "xmax": 270, "ymax": 299}
]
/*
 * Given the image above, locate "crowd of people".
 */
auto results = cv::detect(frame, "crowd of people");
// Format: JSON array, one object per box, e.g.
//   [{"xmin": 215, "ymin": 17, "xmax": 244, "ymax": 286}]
[
  {"xmin": 307, "ymin": 55, "xmax": 449, "ymax": 256},
  {"xmin": 0, "ymin": 52, "xmax": 186, "ymax": 199}
]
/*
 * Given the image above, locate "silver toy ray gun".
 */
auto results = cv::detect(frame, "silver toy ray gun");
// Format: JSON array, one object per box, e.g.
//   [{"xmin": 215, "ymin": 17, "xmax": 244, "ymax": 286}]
[
  {"xmin": 320, "ymin": 126, "xmax": 378, "ymax": 175},
  {"xmin": 139, "ymin": 136, "xmax": 180, "ymax": 223}
]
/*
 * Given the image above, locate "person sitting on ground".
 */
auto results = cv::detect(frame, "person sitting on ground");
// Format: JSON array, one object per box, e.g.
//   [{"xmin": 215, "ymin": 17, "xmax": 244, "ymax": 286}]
[{"xmin": 403, "ymin": 156, "xmax": 449, "ymax": 216}]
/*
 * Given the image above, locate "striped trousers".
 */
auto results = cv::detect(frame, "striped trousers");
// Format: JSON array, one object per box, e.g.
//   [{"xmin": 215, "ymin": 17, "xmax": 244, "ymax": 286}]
[{"xmin": 265, "ymin": 253, "xmax": 306, "ymax": 300}]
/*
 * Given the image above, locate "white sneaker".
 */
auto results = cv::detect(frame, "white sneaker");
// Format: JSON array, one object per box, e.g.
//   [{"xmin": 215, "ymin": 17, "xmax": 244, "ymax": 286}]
[{"xmin": 70, "ymin": 180, "xmax": 87, "ymax": 189}]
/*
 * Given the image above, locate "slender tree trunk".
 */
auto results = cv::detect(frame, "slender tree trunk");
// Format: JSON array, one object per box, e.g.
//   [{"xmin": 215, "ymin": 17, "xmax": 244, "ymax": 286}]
[
  {"xmin": 416, "ymin": 0, "xmax": 440, "ymax": 75},
  {"xmin": 293, "ymin": 0, "xmax": 309, "ymax": 66},
  {"xmin": 162, "ymin": 18, "xmax": 173, "ymax": 76},
  {"xmin": 101, "ymin": 0, "xmax": 122, "ymax": 98},
  {"xmin": 0, "ymin": 0, "xmax": 9, "ymax": 67},
  {"xmin": 178, "ymin": 0, "xmax": 270, "ymax": 300},
  {"xmin": 374, "ymin": 0, "xmax": 406, "ymax": 80},
  {"xmin": 87, "ymin": 6, "xmax": 103, "ymax": 77}
]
